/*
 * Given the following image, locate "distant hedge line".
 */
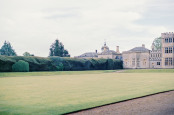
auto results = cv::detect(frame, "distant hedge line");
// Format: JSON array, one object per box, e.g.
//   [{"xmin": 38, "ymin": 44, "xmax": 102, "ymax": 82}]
[{"xmin": 0, "ymin": 56, "xmax": 123, "ymax": 72}]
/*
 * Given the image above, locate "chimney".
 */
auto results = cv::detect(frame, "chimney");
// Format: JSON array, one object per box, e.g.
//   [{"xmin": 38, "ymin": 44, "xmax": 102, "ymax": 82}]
[
  {"xmin": 116, "ymin": 46, "xmax": 120, "ymax": 53},
  {"xmin": 95, "ymin": 50, "xmax": 97, "ymax": 53},
  {"xmin": 142, "ymin": 44, "xmax": 145, "ymax": 48}
]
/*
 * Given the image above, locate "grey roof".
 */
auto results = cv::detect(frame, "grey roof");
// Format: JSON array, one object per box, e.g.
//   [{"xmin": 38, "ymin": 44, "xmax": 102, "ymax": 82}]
[
  {"xmin": 77, "ymin": 52, "xmax": 98, "ymax": 57},
  {"xmin": 99, "ymin": 50, "xmax": 117, "ymax": 55},
  {"xmin": 101, "ymin": 45, "xmax": 109, "ymax": 51},
  {"xmin": 123, "ymin": 47, "xmax": 150, "ymax": 53}
]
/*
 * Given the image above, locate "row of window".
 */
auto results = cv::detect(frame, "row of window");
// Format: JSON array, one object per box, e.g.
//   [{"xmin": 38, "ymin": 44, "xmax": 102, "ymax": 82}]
[
  {"xmin": 165, "ymin": 58, "xmax": 173, "ymax": 66},
  {"xmin": 150, "ymin": 53, "xmax": 161, "ymax": 57},
  {"xmin": 126, "ymin": 58, "xmax": 173, "ymax": 66},
  {"xmin": 165, "ymin": 38, "xmax": 174, "ymax": 43},
  {"xmin": 125, "ymin": 58, "xmax": 142, "ymax": 67},
  {"xmin": 150, "ymin": 58, "xmax": 161, "ymax": 61},
  {"xmin": 165, "ymin": 47, "xmax": 173, "ymax": 53},
  {"xmin": 131, "ymin": 58, "xmax": 147, "ymax": 67}
]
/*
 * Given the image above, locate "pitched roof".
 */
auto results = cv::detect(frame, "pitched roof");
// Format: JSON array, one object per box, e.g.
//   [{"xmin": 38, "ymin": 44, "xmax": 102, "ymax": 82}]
[
  {"xmin": 77, "ymin": 52, "xmax": 98, "ymax": 57},
  {"xmin": 123, "ymin": 47, "xmax": 150, "ymax": 53},
  {"xmin": 99, "ymin": 50, "xmax": 117, "ymax": 55}
]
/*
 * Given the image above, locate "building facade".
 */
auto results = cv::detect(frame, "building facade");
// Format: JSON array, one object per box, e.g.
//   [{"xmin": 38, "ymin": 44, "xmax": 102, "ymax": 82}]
[
  {"xmin": 161, "ymin": 32, "xmax": 174, "ymax": 68},
  {"xmin": 76, "ymin": 32, "xmax": 174, "ymax": 69},
  {"xmin": 98, "ymin": 43, "xmax": 122, "ymax": 59},
  {"xmin": 150, "ymin": 50, "xmax": 162, "ymax": 68},
  {"xmin": 122, "ymin": 44, "xmax": 150, "ymax": 69},
  {"xmin": 76, "ymin": 42, "xmax": 122, "ymax": 60},
  {"xmin": 123, "ymin": 32, "xmax": 174, "ymax": 69},
  {"xmin": 149, "ymin": 43, "xmax": 162, "ymax": 68}
]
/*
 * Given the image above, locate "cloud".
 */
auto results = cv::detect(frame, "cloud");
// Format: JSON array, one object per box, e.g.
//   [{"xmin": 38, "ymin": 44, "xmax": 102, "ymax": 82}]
[{"xmin": 0, "ymin": 0, "xmax": 173, "ymax": 57}]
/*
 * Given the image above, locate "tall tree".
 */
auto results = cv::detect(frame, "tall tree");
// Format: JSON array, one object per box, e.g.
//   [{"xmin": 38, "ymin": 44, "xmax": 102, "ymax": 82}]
[
  {"xmin": 0, "ymin": 41, "xmax": 17, "ymax": 56},
  {"xmin": 49, "ymin": 39, "xmax": 70, "ymax": 57},
  {"xmin": 152, "ymin": 37, "xmax": 162, "ymax": 50}
]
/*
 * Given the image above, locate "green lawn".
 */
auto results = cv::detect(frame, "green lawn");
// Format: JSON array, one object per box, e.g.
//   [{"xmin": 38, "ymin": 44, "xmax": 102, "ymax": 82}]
[
  {"xmin": 123, "ymin": 69, "xmax": 174, "ymax": 73},
  {"xmin": 0, "ymin": 71, "xmax": 174, "ymax": 114},
  {"xmin": 0, "ymin": 70, "xmax": 116, "ymax": 77}
]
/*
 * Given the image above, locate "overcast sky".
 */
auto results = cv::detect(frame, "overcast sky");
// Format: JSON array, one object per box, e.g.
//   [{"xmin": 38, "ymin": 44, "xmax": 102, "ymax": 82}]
[{"xmin": 0, "ymin": 0, "xmax": 174, "ymax": 57}]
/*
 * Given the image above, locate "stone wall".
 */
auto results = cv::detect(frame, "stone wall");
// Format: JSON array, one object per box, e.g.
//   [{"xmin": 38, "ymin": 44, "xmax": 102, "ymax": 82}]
[
  {"xmin": 161, "ymin": 32, "xmax": 174, "ymax": 68},
  {"xmin": 122, "ymin": 52, "xmax": 150, "ymax": 69}
]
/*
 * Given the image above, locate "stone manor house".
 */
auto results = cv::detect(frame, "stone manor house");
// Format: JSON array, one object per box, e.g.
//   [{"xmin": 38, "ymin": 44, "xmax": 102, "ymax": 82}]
[{"xmin": 75, "ymin": 32, "xmax": 174, "ymax": 69}]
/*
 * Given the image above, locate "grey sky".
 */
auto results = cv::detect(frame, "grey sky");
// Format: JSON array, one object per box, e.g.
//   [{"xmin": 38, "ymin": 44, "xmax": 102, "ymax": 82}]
[{"xmin": 0, "ymin": 0, "xmax": 173, "ymax": 57}]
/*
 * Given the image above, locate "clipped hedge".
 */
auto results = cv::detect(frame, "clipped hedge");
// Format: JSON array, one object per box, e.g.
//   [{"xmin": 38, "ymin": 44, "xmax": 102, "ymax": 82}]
[
  {"xmin": 12, "ymin": 60, "xmax": 29, "ymax": 72},
  {"xmin": 0, "ymin": 56, "xmax": 123, "ymax": 72}
]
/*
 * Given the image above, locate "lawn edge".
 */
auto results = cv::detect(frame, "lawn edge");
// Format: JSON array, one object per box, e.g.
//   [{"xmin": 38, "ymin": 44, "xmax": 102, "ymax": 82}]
[
  {"xmin": 64, "ymin": 89, "xmax": 174, "ymax": 115},
  {"xmin": 0, "ymin": 70, "xmax": 117, "ymax": 77}
]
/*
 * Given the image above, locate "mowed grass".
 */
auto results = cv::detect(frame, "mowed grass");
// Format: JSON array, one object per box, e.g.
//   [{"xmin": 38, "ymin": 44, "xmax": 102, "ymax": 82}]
[
  {"xmin": 0, "ymin": 71, "xmax": 174, "ymax": 114},
  {"xmin": 124, "ymin": 69, "xmax": 174, "ymax": 73},
  {"xmin": 0, "ymin": 70, "xmax": 116, "ymax": 77}
]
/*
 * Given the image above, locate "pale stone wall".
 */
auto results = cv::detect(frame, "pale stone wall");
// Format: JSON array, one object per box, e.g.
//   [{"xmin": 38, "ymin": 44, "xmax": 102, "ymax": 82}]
[
  {"xmin": 98, "ymin": 54, "xmax": 115, "ymax": 59},
  {"xmin": 122, "ymin": 52, "xmax": 150, "ymax": 69},
  {"xmin": 161, "ymin": 32, "xmax": 174, "ymax": 68},
  {"xmin": 149, "ymin": 50, "xmax": 162, "ymax": 68},
  {"xmin": 150, "ymin": 61, "xmax": 162, "ymax": 68},
  {"xmin": 98, "ymin": 54, "xmax": 122, "ymax": 59}
]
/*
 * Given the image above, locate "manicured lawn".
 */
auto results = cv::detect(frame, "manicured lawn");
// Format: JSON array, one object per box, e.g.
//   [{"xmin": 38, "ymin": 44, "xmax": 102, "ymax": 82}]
[
  {"xmin": 0, "ymin": 71, "xmax": 174, "ymax": 114},
  {"xmin": 123, "ymin": 69, "xmax": 174, "ymax": 73},
  {"xmin": 0, "ymin": 70, "xmax": 116, "ymax": 77}
]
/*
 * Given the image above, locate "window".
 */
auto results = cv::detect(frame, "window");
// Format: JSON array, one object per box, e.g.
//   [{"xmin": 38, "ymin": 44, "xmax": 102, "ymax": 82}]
[
  {"xmin": 137, "ymin": 58, "xmax": 140, "ymax": 67},
  {"xmin": 169, "ymin": 47, "xmax": 172, "ymax": 53},
  {"xmin": 165, "ymin": 58, "xmax": 173, "ymax": 66},
  {"xmin": 157, "ymin": 62, "xmax": 160, "ymax": 65},
  {"xmin": 165, "ymin": 47, "xmax": 168, "ymax": 53},
  {"xmin": 125, "ymin": 59, "xmax": 128, "ymax": 66},
  {"xmin": 115, "ymin": 56, "xmax": 119, "ymax": 59},
  {"xmin": 169, "ymin": 58, "xmax": 172, "ymax": 66},
  {"xmin": 143, "ymin": 59, "xmax": 146, "ymax": 66},
  {"xmin": 165, "ymin": 38, "xmax": 168, "ymax": 43},
  {"xmin": 132, "ymin": 58, "xmax": 135, "ymax": 66},
  {"xmin": 165, "ymin": 58, "xmax": 168, "ymax": 66},
  {"xmin": 169, "ymin": 38, "xmax": 172, "ymax": 43}
]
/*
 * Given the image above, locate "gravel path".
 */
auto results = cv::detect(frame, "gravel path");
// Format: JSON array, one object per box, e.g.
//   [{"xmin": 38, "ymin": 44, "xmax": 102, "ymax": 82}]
[{"xmin": 68, "ymin": 91, "xmax": 174, "ymax": 115}]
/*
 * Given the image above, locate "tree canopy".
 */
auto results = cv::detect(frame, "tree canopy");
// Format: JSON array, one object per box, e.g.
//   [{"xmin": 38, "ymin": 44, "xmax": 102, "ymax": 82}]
[
  {"xmin": 49, "ymin": 39, "xmax": 70, "ymax": 57},
  {"xmin": 152, "ymin": 37, "xmax": 162, "ymax": 50},
  {"xmin": 0, "ymin": 41, "xmax": 17, "ymax": 56},
  {"xmin": 23, "ymin": 52, "xmax": 34, "ymax": 56}
]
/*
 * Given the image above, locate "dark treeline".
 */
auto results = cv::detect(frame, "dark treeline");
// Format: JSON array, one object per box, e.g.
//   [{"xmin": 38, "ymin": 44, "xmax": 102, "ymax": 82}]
[{"xmin": 0, "ymin": 56, "xmax": 123, "ymax": 72}]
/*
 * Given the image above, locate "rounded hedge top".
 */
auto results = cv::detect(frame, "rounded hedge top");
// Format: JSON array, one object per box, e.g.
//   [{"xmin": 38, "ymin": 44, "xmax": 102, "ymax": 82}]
[{"xmin": 12, "ymin": 60, "xmax": 29, "ymax": 72}]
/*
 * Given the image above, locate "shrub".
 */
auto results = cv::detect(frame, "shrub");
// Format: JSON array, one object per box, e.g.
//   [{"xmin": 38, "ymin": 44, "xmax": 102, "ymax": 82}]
[
  {"xmin": 113, "ymin": 60, "xmax": 123, "ymax": 69},
  {"xmin": 107, "ymin": 59, "xmax": 114, "ymax": 70},
  {"xmin": 63, "ymin": 58, "xmax": 89, "ymax": 70},
  {"xmin": 13, "ymin": 56, "xmax": 53, "ymax": 71},
  {"xmin": 93, "ymin": 59, "xmax": 108, "ymax": 70},
  {"xmin": 56, "ymin": 63, "xmax": 64, "ymax": 71},
  {"xmin": 0, "ymin": 56, "xmax": 123, "ymax": 72},
  {"xmin": 12, "ymin": 60, "xmax": 29, "ymax": 72},
  {"xmin": 0, "ymin": 56, "xmax": 16, "ymax": 72}
]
